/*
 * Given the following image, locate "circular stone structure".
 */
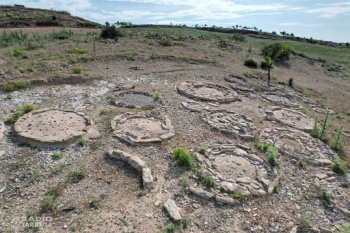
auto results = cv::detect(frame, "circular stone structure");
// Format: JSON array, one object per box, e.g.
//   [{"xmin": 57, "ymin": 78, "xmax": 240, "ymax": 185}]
[
  {"xmin": 111, "ymin": 111, "xmax": 175, "ymax": 145},
  {"xmin": 198, "ymin": 144, "xmax": 277, "ymax": 197},
  {"xmin": 181, "ymin": 100, "xmax": 213, "ymax": 112},
  {"xmin": 260, "ymin": 127, "xmax": 337, "ymax": 166},
  {"xmin": 0, "ymin": 120, "xmax": 5, "ymax": 139},
  {"xmin": 115, "ymin": 91, "xmax": 155, "ymax": 109},
  {"xmin": 14, "ymin": 109, "xmax": 100, "ymax": 149},
  {"xmin": 177, "ymin": 81, "xmax": 238, "ymax": 103},
  {"xmin": 200, "ymin": 110, "xmax": 255, "ymax": 140},
  {"xmin": 265, "ymin": 107, "xmax": 314, "ymax": 133},
  {"xmin": 261, "ymin": 93, "xmax": 300, "ymax": 109}
]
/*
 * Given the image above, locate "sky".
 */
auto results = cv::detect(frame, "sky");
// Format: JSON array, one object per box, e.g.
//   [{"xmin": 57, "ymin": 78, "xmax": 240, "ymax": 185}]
[{"xmin": 1, "ymin": 0, "xmax": 350, "ymax": 42}]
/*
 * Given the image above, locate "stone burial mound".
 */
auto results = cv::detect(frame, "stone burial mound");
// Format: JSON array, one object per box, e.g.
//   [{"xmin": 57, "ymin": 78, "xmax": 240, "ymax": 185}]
[
  {"xmin": 190, "ymin": 144, "xmax": 278, "ymax": 200},
  {"xmin": 0, "ymin": 120, "xmax": 5, "ymax": 139},
  {"xmin": 111, "ymin": 111, "xmax": 175, "ymax": 145},
  {"xmin": 115, "ymin": 91, "xmax": 155, "ymax": 109},
  {"xmin": 13, "ymin": 109, "xmax": 100, "ymax": 149},
  {"xmin": 200, "ymin": 110, "xmax": 255, "ymax": 140},
  {"xmin": 265, "ymin": 107, "xmax": 314, "ymax": 133},
  {"xmin": 177, "ymin": 81, "xmax": 238, "ymax": 103},
  {"xmin": 260, "ymin": 127, "xmax": 338, "ymax": 166},
  {"xmin": 260, "ymin": 93, "xmax": 300, "ymax": 109}
]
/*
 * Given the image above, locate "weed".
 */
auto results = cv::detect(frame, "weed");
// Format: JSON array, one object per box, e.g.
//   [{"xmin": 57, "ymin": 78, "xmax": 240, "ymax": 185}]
[
  {"xmin": 83, "ymin": 92, "xmax": 90, "ymax": 97},
  {"xmin": 72, "ymin": 66, "xmax": 83, "ymax": 74},
  {"xmin": 5, "ymin": 94, "xmax": 13, "ymax": 99},
  {"xmin": 81, "ymin": 56, "xmax": 91, "ymax": 62},
  {"xmin": 267, "ymin": 154, "xmax": 279, "ymax": 167},
  {"xmin": 199, "ymin": 148, "xmax": 206, "ymax": 155},
  {"xmin": 158, "ymin": 37, "xmax": 173, "ymax": 46},
  {"xmin": 132, "ymin": 83, "xmax": 137, "ymax": 89},
  {"xmin": 13, "ymin": 48, "xmax": 25, "ymax": 56},
  {"xmin": 27, "ymin": 67, "xmax": 35, "ymax": 72},
  {"xmin": 232, "ymin": 191, "xmax": 245, "ymax": 201},
  {"xmin": 297, "ymin": 158, "xmax": 306, "ymax": 167},
  {"xmin": 8, "ymin": 104, "xmax": 35, "ymax": 124},
  {"xmin": 54, "ymin": 164, "xmax": 67, "ymax": 173},
  {"xmin": 244, "ymin": 58, "xmax": 258, "ymax": 68},
  {"xmin": 78, "ymin": 137, "xmax": 88, "ymax": 146},
  {"xmin": 316, "ymin": 185, "xmax": 331, "ymax": 203},
  {"xmin": 128, "ymin": 54, "xmax": 136, "ymax": 61},
  {"xmin": 54, "ymin": 71, "xmax": 61, "ymax": 78},
  {"xmin": 66, "ymin": 47, "xmax": 89, "ymax": 54},
  {"xmin": 211, "ymin": 125, "xmax": 220, "ymax": 131},
  {"xmin": 300, "ymin": 107, "xmax": 307, "ymax": 114},
  {"xmin": 70, "ymin": 166, "xmax": 87, "ymax": 181},
  {"xmin": 298, "ymin": 214, "xmax": 311, "ymax": 228},
  {"xmin": 196, "ymin": 168, "xmax": 214, "ymax": 188},
  {"xmin": 180, "ymin": 174, "xmax": 189, "ymax": 187},
  {"xmin": 42, "ymin": 195, "xmax": 57, "ymax": 211},
  {"xmin": 255, "ymin": 141, "xmax": 270, "ymax": 151},
  {"xmin": 52, "ymin": 151, "xmax": 62, "ymax": 160},
  {"xmin": 288, "ymin": 77, "xmax": 294, "ymax": 87},
  {"xmin": 90, "ymin": 198, "xmax": 102, "ymax": 208},
  {"xmin": 329, "ymin": 158, "xmax": 347, "ymax": 174},
  {"xmin": 319, "ymin": 111, "xmax": 329, "ymax": 141},
  {"xmin": 61, "ymin": 62, "xmax": 68, "ymax": 67},
  {"xmin": 48, "ymin": 185, "xmax": 64, "ymax": 196},
  {"xmin": 2, "ymin": 80, "xmax": 29, "ymax": 92},
  {"xmin": 332, "ymin": 126, "xmax": 343, "ymax": 152},
  {"xmin": 55, "ymin": 87, "xmax": 61, "ymax": 91},
  {"xmin": 154, "ymin": 91, "xmax": 161, "ymax": 100},
  {"xmin": 100, "ymin": 109, "xmax": 113, "ymax": 115},
  {"xmin": 173, "ymin": 147, "xmax": 193, "ymax": 170}
]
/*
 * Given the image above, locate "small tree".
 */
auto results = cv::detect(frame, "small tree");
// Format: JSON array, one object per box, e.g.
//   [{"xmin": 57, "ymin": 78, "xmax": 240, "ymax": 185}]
[{"xmin": 264, "ymin": 55, "xmax": 273, "ymax": 87}]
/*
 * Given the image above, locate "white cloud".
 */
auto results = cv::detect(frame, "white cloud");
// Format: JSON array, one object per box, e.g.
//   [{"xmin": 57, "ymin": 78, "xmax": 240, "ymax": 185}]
[
  {"xmin": 278, "ymin": 23, "xmax": 322, "ymax": 27},
  {"xmin": 306, "ymin": 5, "xmax": 350, "ymax": 18}
]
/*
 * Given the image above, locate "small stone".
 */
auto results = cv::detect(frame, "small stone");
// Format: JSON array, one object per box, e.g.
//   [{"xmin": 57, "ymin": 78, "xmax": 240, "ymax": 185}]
[
  {"xmin": 315, "ymin": 174, "xmax": 327, "ymax": 180},
  {"xmin": 163, "ymin": 199, "xmax": 181, "ymax": 221}
]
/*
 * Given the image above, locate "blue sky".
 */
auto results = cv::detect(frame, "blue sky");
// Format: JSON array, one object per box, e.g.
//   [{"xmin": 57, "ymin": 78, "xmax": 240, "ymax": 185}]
[{"xmin": 2, "ymin": 0, "xmax": 350, "ymax": 42}]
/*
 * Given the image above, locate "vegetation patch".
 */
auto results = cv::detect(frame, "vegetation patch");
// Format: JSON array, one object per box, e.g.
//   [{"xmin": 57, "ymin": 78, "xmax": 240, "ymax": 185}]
[{"xmin": 173, "ymin": 147, "xmax": 193, "ymax": 170}]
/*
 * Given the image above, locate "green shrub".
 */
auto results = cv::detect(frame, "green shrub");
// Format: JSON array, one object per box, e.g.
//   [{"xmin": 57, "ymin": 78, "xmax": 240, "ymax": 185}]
[
  {"xmin": 211, "ymin": 125, "xmax": 220, "ymax": 131},
  {"xmin": 288, "ymin": 77, "xmax": 294, "ymax": 87},
  {"xmin": 100, "ymin": 22, "xmax": 123, "ymax": 39},
  {"xmin": 154, "ymin": 91, "xmax": 160, "ymax": 100},
  {"xmin": 81, "ymin": 56, "xmax": 91, "ymax": 62},
  {"xmin": 48, "ymin": 185, "xmax": 63, "ymax": 196},
  {"xmin": 8, "ymin": 104, "xmax": 35, "ymax": 124},
  {"xmin": 300, "ymin": 107, "xmax": 307, "ymax": 114},
  {"xmin": 42, "ymin": 195, "xmax": 57, "ymax": 211},
  {"xmin": 27, "ymin": 67, "xmax": 35, "ymax": 72},
  {"xmin": 52, "ymin": 151, "xmax": 62, "ymax": 160},
  {"xmin": 158, "ymin": 37, "xmax": 173, "ymax": 46},
  {"xmin": 78, "ymin": 137, "xmax": 88, "ymax": 146},
  {"xmin": 20, "ymin": 104, "xmax": 35, "ymax": 113},
  {"xmin": 13, "ymin": 48, "xmax": 25, "ymax": 56},
  {"xmin": 297, "ymin": 158, "xmax": 305, "ymax": 167},
  {"xmin": 298, "ymin": 215, "xmax": 311, "ymax": 228},
  {"xmin": 90, "ymin": 198, "xmax": 101, "ymax": 208},
  {"xmin": 2, "ymin": 81, "xmax": 29, "ymax": 92},
  {"xmin": 260, "ymin": 60, "xmax": 267, "ymax": 68},
  {"xmin": 173, "ymin": 147, "xmax": 193, "ymax": 169},
  {"xmin": 255, "ymin": 141, "xmax": 270, "ymax": 151},
  {"xmin": 72, "ymin": 66, "xmax": 83, "ymax": 74},
  {"xmin": 232, "ymin": 191, "xmax": 245, "ymax": 201},
  {"xmin": 132, "ymin": 83, "xmax": 137, "ymax": 89},
  {"xmin": 54, "ymin": 71, "xmax": 62, "ymax": 78},
  {"xmin": 267, "ymin": 154, "xmax": 279, "ymax": 167},
  {"xmin": 180, "ymin": 174, "xmax": 189, "ymax": 187},
  {"xmin": 196, "ymin": 168, "xmax": 214, "ymax": 188},
  {"xmin": 199, "ymin": 148, "xmax": 206, "ymax": 155},
  {"xmin": 317, "ymin": 185, "xmax": 331, "ymax": 203},
  {"xmin": 267, "ymin": 145, "xmax": 278, "ymax": 156},
  {"xmin": 70, "ymin": 166, "xmax": 87, "ymax": 181},
  {"xmin": 244, "ymin": 58, "xmax": 258, "ymax": 68},
  {"xmin": 5, "ymin": 94, "xmax": 13, "ymax": 99},
  {"xmin": 61, "ymin": 62, "xmax": 68, "ymax": 67},
  {"xmin": 329, "ymin": 158, "xmax": 347, "ymax": 174},
  {"xmin": 66, "ymin": 48, "xmax": 89, "ymax": 54},
  {"xmin": 261, "ymin": 42, "xmax": 292, "ymax": 61}
]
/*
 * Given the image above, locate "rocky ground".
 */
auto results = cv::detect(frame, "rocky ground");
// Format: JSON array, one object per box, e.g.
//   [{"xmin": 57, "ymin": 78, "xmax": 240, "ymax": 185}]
[{"xmin": 0, "ymin": 31, "xmax": 349, "ymax": 233}]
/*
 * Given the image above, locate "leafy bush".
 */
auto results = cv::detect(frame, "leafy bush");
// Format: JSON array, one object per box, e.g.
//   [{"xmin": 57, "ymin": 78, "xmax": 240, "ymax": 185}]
[
  {"xmin": 297, "ymin": 158, "xmax": 305, "ymax": 167},
  {"xmin": 27, "ymin": 67, "xmax": 35, "ymax": 72},
  {"xmin": 262, "ymin": 42, "xmax": 292, "ymax": 61},
  {"xmin": 196, "ymin": 168, "xmax": 214, "ymax": 187},
  {"xmin": 154, "ymin": 91, "xmax": 161, "ymax": 100},
  {"xmin": 267, "ymin": 145, "xmax": 278, "ymax": 157},
  {"xmin": 288, "ymin": 77, "xmax": 294, "ymax": 87},
  {"xmin": 52, "ymin": 151, "xmax": 62, "ymax": 160},
  {"xmin": 260, "ymin": 60, "xmax": 267, "ymax": 68},
  {"xmin": 329, "ymin": 158, "xmax": 347, "ymax": 174},
  {"xmin": 158, "ymin": 37, "xmax": 173, "ymax": 46},
  {"xmin": 90, "ymin": 198, "xmax": 101, "ymax": 208},
  {"xmin": 5, "ymin": 94, "xmax": 13, "ymax": 99},
  {"xmin": 70, "ymin": 166, "xmax": 87, "ymax": 181},
  {"xmin": 72, "ymin": 67, "xmax": 83, "ymax": 74},
  {"xmin": 2, "ymin": 81, "xmax": 29, "ymax": 92},
  {"xmin": 48, "ymin": 185, "xmax": 63, "ymax": 196},
  {"xmin": 42, "ymin": 195, "xmax": 57, "ymax": 211},
  {"xmin": 173, "ymin": 147, "xmax": 193, "ymax": 169},
  {"xmin": 61, "ymin": 62, "xmax": 68, "ymax": 67},
  {"xmin": 298, "ymin": 215, "xmax": 311, "ymax": 228},
  {"xmin": 78, "ymin": 137, "xmax": 88, "ymax": 146},
  {"xmin": 8, "ymin": 104, "xmax": 35, "ymax": 124},
  {"xmin": 267, "ymin": 154, "xmax": 279, "ymax": 167},
  {"xmin": 244, "ymin": 58, "xmax": 258, "ymax": 68},
  {"xmin": 13, "ymin": 48, "xmax": 25, "ymax": 56},
  {"xmin": 317, "ymin": 185, "xmax": 331, "ymax": 203},
  {"xmin": 66, "ymin": 48, "xmax": 89, "ymax": 54},
  {"xmin": 100, "ymin": 22, "xmax": 123, "ymax": 39},
  {"xmin": 81, "ymin": 56, "xmax": 91, "ymax": 62},
  {"xmin": 232, "ymin": 35, "xmax": 246, "ymax": 42},
  {"xmin": 232, "ymin": 191, "xmax": 245, "ymax": 201},
  {"xmin": 255, "ymin": 141, "xmax": 270, "ymax": 151},
  {"xmin": 21, "ymin": 104, "xmax": 36, "ymax": 113}
]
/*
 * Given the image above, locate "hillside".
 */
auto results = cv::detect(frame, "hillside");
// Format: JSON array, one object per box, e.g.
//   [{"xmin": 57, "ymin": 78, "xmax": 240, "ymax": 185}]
[{"xmin": 0, "ymin": 5, "xmax": 102, "ymax": 28}]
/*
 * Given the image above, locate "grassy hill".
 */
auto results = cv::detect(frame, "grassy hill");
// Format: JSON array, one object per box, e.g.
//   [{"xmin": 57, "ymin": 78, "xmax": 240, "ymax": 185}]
[{"xmin": 0, "ymin": 5, "xmax": 102, "ymax": 28}]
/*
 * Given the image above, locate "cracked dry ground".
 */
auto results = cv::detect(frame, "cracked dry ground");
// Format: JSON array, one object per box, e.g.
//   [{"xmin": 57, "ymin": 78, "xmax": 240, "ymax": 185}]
[{"xmin": 0, "ymin": 34, "xmax": 350, "ymax": 233}]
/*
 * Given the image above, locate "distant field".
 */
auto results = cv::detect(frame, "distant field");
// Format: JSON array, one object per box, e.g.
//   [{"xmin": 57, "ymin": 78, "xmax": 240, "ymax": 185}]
[{"xmin": 0, "ymin": 27, "xmax": 100, "ymax": 36}]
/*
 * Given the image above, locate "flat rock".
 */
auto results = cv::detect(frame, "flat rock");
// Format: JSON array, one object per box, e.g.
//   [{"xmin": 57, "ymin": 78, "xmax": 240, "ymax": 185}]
[
  {"xmin": 86, "ymin": 125, "xmax": 101, "ymax": 138},
  {"xmin": 189, "ymin": 186, "xmax": 215, "ymax": 199},
  {"xmin": 215, "ymin": 195, "xmax": 239, "ymax": 205},
  {"xmin": 164, "ymin": 199, "xmax": 181, "ymax": 221},
  {"xmin": 128, "ymin": 156, "xmax": 146, "ymax": 172},
  {"xmin": 315, "ymin": 174, "xmax": 327, "ymax": 180},
  {"xmin": 142, "ymin": 167, "xmax": 153, "ymax": 190}
]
